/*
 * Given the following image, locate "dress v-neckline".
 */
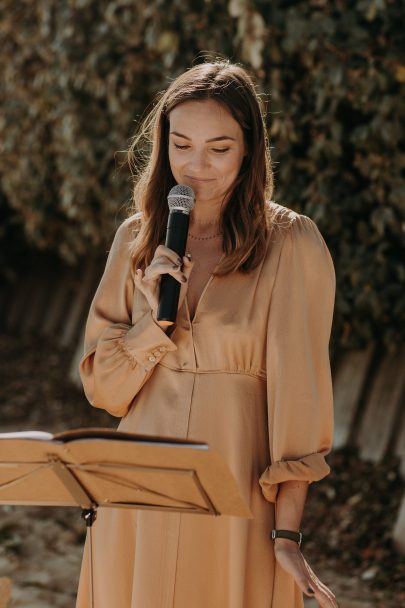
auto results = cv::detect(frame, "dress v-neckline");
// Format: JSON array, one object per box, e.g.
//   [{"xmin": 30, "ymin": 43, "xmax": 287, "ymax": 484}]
[{"xmin": 185, "ymin": 251, "xmax": 225, "ymax": 324}]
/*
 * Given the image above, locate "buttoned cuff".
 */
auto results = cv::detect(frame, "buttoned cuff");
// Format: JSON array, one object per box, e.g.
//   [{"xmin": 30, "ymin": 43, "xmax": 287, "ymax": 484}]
[
  {"xmin": 121, "ymin": 310, "xmax": 178, "ymax": 371},
  {"xmin": 258, "ymin": 452, "xmax": 331, "ymax": 503}
]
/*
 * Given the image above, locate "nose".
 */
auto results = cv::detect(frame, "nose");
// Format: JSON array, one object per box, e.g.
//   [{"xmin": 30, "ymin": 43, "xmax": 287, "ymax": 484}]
[{"xmin": 186, "ymin": 149, "xmax": 211, "ymax": 172}]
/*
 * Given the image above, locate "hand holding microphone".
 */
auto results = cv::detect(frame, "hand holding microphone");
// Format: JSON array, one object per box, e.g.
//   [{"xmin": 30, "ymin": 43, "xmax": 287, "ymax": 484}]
[
  {"xmin": 134, "ymin": 184, "xmax": 195, "ymax": 328},
  {"xmin": 134, "ymin": 247, "xmax": 194, "ymax": 325}
]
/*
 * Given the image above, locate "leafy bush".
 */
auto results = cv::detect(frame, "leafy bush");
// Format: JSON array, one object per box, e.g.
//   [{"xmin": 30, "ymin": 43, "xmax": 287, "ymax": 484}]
[{"xmin": 0, "ymin": 0, "xmax": 403, "ymax": 351}]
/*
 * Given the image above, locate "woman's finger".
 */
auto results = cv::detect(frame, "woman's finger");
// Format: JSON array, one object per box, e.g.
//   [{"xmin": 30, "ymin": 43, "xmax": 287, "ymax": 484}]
[
  {"xmin": 313, "ymin": 586, "xmax": 339, "ymax": 608},
  {"xmin": 276, "ymin": 549, "xmax": 339, "ymax": 608},
  {"xmin": 303, "ymin": 580, "xmax": 339, "ymax": 608},
  {"xmin": 302, "ymin": 556, "xmax": 338, "ymax": 603},
  {"xmin": 301, "ymin": 560, "xmax": 339, "ymax": 607},
  {"xmin": 134, "ymin": 267, "xmax": 146, "ymax": 284},
  {"xmin": 144, "ymin": 259, "xmax": 186, "ymax": 284},
  {"xmin": 155, "ymin": 245, "xmax": 183, "ymax": 267},
  {"xmin": 181, "ymin": 254, "xmax": 194, "ymax": 278},
  {"xmin": 134, "ymin": 253, "xmax": 194, "ymax": 319}
]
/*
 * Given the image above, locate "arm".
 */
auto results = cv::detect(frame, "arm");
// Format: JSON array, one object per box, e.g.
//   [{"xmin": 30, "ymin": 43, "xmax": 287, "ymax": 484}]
[
  {"xmin": 274, "ymin": 480, "xmax": 309, "ymax": 548},
  {"xmin": 259, "ymin": 213, "xmax": 336, "ymax": 505},
  {"xmin": 261, "ymin": 213, "xmax": 338, "ymax": 604},
  {"xmin": 79, "ymin": 217, "xmax": 178, "ymax": 418}
]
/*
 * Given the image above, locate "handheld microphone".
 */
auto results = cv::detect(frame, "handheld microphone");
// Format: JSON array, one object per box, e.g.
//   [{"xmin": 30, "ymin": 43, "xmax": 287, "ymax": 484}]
[{"xmin": 156, "ymin": 184, "xmax": 195, "ymax": 326}]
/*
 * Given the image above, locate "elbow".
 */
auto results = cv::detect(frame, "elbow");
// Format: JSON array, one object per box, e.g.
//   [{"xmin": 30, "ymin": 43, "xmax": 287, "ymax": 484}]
[
  {"xmin": 78, "ymin": 348, "xmax": 154, "ymax": 418},
  {"xmin": 84, "ymin": 384, "xmax": 131, "ymax": 418},
  {"xmin": 79, "ymin": 365, "xmax": 131, "ymax": 418},
  {"xmin": 92, "ymin": 395, "xmax": 130, "ymax": 418}
]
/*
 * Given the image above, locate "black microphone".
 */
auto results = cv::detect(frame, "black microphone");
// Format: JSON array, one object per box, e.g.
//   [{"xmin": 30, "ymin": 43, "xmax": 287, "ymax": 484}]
[{"xmin": 156, "ymin": 184, "xmax": 195, "ymax": 326}]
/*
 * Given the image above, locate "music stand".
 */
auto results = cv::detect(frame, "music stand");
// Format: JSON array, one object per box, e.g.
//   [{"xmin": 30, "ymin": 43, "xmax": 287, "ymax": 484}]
[{"xmin": 0, "ymin": 428, "xmax": 252, "ymax": 608}]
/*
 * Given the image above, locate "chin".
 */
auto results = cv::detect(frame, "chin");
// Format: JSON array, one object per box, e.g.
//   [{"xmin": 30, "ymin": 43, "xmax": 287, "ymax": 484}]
[{"xmin": 195, "ymin": 189, "xmax": 223, "ymax": 202}]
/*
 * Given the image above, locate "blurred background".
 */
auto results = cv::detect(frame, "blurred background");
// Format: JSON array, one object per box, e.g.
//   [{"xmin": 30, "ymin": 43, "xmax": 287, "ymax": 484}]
[{"xmin": 0, "ymin": 1, "xmax": 404, "ymax": 606}]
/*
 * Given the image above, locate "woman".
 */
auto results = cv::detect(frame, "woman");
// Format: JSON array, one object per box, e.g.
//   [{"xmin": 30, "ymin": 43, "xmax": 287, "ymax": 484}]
[{"xmin": 76, "ymin": 60, "xmax": 338, "ymax": 608}]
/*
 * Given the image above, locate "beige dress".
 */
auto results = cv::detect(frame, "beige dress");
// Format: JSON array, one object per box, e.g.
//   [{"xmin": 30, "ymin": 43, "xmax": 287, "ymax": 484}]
[{"xmin": 75, "ymin": 202, "xmax": 336, "ymax": 608}]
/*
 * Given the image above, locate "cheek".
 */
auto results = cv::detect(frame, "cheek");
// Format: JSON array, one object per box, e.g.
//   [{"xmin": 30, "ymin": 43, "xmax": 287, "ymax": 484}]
[
  {"xmin": 219, "ymin": 153, "xmax": 243, "ymax": 177},
  {"xmin": 169, "ymin": 150, "xmax": 185, "ymax": 170},
  {"xmin": 168, "ymin": 150, "xmax": 181, "ymax": 177}
]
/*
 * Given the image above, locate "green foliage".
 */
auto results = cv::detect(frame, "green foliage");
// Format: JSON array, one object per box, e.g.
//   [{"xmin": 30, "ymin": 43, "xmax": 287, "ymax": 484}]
[
  {"xmin": 0, "ymin": 0, "xmax": 403, "ymax": 350},
  {"xmin": 255, "ymin": 0, "xmax": 404, "ymax": 352}
]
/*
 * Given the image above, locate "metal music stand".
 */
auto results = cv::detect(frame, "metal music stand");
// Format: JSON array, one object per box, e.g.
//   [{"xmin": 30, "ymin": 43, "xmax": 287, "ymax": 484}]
[{"xmin": 0, "ymin": 428, "xmax": 252, "ymax": 608}]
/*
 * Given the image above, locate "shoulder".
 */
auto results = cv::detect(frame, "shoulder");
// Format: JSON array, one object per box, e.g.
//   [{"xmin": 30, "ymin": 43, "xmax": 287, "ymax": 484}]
[
  {"xmin": 265, "ymin": 201, "xmax": 335, "ymax": 280},
  {"xmin": 110, "ymin": 211, "xmax": 143, "ymax": 246},
  {"xmin": 266, "ymin": 200, "xmax": 317, "ymax": 231},
  {"xmin": 116, "ymin": 211, "xmax": 143, "ymax": 238},
  {"xmin": 105, "ymin": 212, "xmax": 143, "ymax": 265},
  {"xmin": 266, "ymin": 200, "xmax": 300, "ymax": 227},
  {"xmin": 266, "ymin": 201, "xmax": 326, "ymax": 246}
]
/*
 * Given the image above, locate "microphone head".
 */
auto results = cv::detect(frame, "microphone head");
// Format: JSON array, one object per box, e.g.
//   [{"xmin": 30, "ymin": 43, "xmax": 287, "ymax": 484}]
[{"xmin": 167, "ymin": 184, "xmax": 195, "ymax": 213}]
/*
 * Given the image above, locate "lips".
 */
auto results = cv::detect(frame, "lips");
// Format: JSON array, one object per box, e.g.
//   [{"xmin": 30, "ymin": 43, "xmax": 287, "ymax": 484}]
[{"xmin": 186, "ymin": 177, "xmax": 215, "ymax": 182}]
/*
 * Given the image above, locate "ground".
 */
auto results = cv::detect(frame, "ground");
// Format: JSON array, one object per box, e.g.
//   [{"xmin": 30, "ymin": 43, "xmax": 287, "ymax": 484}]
[{"xmin": 0, "ymin": 332, "xmax": 404, "ymax": 608}]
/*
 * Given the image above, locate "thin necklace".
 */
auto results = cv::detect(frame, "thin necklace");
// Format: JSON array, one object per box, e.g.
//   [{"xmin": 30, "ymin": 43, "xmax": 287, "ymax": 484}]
[{"xmin": 189, "ymin": 232, "xmax": 223, "ymax": 240}]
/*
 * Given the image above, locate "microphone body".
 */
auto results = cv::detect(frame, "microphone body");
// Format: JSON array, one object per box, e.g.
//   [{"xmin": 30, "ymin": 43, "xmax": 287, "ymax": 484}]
[
  {"xmin": 157, "ymin": 210, "xmax": 190, "ymax": 325},
  {"xmin": 157, "ymin": 185, "xmax": 195, "ymax": 326}
]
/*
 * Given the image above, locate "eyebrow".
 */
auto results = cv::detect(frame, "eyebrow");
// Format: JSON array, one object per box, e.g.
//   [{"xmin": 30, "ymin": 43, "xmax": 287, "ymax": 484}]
[{"xmin": 170, "ymin": 131, "xmax": 236, "ymax": 142}]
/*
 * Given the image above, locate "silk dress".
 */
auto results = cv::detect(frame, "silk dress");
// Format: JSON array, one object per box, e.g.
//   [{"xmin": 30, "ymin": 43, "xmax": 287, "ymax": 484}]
[{"xmin": 75, "ymin": 202, "xmax": 336, "ymax": 608}]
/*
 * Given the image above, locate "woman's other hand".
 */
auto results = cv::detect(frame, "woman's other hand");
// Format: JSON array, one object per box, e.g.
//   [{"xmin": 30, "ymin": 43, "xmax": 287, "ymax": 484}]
[
  {"xmin": 134, "ymin": 245, "xmax": 194, "ymax": 318},
  {"xmin": 274, "ymin": 541, "xmax": 339, "ymax": 607}
]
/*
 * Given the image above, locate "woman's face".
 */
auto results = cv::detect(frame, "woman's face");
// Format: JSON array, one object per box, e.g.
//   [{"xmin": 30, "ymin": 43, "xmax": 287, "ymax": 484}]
[{"xmin": 168, "ymin": 99, "xmax": 247, "ymax": 205}]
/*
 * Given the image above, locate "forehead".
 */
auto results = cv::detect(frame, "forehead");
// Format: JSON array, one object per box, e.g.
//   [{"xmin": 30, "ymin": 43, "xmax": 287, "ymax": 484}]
[{"xmin": 168, "ymin": 99, "xmax": 242, "ymax": 137}]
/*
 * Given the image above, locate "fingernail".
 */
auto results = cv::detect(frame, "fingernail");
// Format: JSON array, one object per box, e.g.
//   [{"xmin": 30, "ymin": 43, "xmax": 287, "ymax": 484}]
[{"xmin": 186, "ymin": 252, "xmax": 192, "ymax": 260}]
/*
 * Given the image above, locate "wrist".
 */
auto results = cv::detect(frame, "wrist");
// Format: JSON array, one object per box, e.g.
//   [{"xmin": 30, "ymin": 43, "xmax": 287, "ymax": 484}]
[
  {"xmin": 271, "ymin": 529, "xmax": 302, "ymax": 548},
  {"xmin": 273, "ymin": 537, "xmax": 300, "ymax": 550}
]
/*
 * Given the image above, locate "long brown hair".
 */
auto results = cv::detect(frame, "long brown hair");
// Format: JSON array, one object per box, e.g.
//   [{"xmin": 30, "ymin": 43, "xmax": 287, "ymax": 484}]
[{"xmin": 126, "ymin": 59, "xmax": 275, "ymax": 276}]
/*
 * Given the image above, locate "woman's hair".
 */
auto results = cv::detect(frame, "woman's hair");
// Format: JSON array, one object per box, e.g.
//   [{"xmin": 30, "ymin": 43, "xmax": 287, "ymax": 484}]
[{"xmin": 126, "ymin": 59, "xmax": 275, "ymax": 275}]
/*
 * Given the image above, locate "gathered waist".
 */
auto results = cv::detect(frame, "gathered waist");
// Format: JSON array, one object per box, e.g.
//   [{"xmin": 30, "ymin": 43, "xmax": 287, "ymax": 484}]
[{"xmin": 157, "ymin": 361, "xmax": 266, "ymax": 381}]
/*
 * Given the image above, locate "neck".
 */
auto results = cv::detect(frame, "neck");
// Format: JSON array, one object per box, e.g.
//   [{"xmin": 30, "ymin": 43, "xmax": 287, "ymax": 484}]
[{"xmin": 189, "ymin": 198, "xmax": 223, "ymax": 231}]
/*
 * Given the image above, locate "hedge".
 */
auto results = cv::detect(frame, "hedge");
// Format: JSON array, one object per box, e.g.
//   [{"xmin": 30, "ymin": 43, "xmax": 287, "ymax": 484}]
[{"xmin": 0, "ymin": 0, "xmax": 403, "ymax": 351}]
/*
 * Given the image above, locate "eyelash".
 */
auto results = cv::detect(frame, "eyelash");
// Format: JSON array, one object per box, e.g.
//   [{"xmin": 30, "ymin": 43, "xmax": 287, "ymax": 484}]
[{"xmin": 173, "ymin": 143, "xmax": 230, "ymax": 154}]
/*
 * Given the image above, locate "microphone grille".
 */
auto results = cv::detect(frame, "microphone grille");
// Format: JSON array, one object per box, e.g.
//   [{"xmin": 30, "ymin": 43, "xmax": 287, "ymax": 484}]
[{"xmin": 167, "ymin": 185, "xmax": 195, "ymax": 213}]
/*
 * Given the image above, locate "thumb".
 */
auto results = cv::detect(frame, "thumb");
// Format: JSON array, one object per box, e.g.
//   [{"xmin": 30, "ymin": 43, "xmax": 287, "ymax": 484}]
[{"xmin": 182, "ymin": 253, "xmax": 194, "ymax": 277}]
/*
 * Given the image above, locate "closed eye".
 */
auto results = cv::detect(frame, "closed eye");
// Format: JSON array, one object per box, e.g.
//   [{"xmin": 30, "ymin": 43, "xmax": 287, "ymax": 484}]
[{"xmin": 173, "ymin": 143, "xmax": 230, "ymax": 154}]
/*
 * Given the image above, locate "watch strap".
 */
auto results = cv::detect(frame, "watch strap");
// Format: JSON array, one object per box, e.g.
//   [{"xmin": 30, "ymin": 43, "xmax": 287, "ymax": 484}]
[{"xmin": 271, "ymin": 529, "xmax": 302, "ymax": 547}]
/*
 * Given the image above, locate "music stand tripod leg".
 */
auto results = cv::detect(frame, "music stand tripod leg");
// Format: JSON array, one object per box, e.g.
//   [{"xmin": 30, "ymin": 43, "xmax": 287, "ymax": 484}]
[
  {"xmin": 81, "ymin": 508, "xmax": 97, "ymax": 608},
  {"xmin": 46, "ymin": 456, "xmax": 97, "ymax": 607}
]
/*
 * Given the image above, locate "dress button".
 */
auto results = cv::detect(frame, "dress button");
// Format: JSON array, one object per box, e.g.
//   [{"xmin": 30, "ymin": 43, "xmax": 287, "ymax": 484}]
[
  {"xmin": 153, "ymin": 351, "xmax": 160, "ymax": 357},
  {"xmin": 148, "ymin": 356, "xmax": 156, "ymax": 362},
  {"xmin": 159, "ymin": 346, "xmax": 166, "ymax": 352}
]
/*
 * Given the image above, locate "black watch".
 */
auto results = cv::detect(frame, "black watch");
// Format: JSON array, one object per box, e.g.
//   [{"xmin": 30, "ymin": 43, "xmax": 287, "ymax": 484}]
[{"xmin": 271, "ymin": 529, "xmax": 302, "ymax": 547}]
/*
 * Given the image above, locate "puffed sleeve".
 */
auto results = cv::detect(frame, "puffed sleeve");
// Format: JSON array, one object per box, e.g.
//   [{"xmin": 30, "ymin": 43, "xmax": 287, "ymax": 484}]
[
  {"xmin": 259, "ymin": 214, "xmax": 336, "ymax": 503},
  {"xmin": 79, "ymin": 216, "xmax": 178, "ymax": 418}
]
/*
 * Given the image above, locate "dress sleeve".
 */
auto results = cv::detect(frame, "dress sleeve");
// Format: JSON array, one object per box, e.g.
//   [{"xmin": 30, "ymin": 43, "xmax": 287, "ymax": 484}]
[
  {"xmin": 79, "ymin": 217, "xmax": 178, "ymax": 418},
  {"xmin": 259, "ymin": 214, "xmax": 336, "ymax": 503}
]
